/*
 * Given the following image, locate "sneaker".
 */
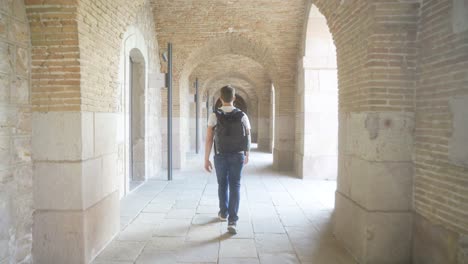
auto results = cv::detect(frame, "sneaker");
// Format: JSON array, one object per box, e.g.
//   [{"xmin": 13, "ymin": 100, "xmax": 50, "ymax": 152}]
[
  {"xmin": 218, "ymin": 212, "xmax": 227, "ymax": 222},
  {"xmin": 227, "ymin": 222, "xmax": 237, "ymax": 234}
]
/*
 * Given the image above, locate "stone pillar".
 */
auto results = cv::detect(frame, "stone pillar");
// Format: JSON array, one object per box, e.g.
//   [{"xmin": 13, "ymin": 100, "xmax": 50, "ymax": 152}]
[
  {"xmin": 257, "ymin": 96, "xmax": 271, "ymax": 152},
  {"xmin": 334, "ymin": 111, "xmax": 414, "ymax": 263},
  {"xmin": 32, "ymin": 112, "xmax": 120, "ymax": 264},
  {"xmin": 273, "ymin": 84, "xmax": 295, "ymax": 171}
]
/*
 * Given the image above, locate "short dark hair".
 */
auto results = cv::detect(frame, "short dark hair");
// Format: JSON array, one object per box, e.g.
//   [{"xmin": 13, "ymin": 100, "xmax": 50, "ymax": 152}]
[{"xmin": 220, "ymin": 85, "xmax": 235, "ymax": 102}]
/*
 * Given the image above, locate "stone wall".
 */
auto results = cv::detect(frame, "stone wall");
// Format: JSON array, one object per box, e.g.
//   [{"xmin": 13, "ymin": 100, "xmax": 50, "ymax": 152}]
[
  {"xmin": 24, "ymin": 0, "xmax": 163, "ymax": 263},
  {"xmin": 413, "ymin": 0, "xmax": 468, "ymax": 263},
  {"xmin": 0, "ymin": 1, "xmax": 33, "ymax": 263}
]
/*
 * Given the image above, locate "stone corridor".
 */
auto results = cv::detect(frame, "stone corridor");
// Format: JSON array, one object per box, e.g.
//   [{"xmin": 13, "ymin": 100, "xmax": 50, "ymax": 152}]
[
  {"xmin": 1, "ymin": 0, "xmax": 468, "ymax": 263},
  {"xmin": 92, "ymin": 149, "xmax": 353, "ymax": 264}
]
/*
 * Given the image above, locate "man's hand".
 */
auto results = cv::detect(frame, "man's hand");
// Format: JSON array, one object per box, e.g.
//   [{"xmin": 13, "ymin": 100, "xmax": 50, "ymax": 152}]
[
  {"xmin": 204, "ymin": 160, "xmax": 213, "ymax": 172},
  {"xmin": 244, "ymin": 153, "xmax": 249, "ymax": 165}
]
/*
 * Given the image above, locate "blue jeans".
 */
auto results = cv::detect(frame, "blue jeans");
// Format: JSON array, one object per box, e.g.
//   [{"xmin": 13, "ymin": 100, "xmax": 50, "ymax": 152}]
[{"xmin": 214, "ymin": 153, "xmax": 245, "ymax": 222}]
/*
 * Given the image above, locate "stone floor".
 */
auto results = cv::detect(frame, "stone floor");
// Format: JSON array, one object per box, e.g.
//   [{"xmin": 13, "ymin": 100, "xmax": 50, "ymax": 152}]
[{"xmin": 92, "ymin": 149, "xmax": 356, "ymax": 264}]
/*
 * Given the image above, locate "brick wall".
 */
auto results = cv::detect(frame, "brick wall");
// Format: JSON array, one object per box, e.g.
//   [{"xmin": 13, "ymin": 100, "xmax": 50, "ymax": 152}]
[
  {"xmin": 413, "ymin": 0, "xmax": 468, "ymax": 262},
  {"xmin": 0, "ymin": 1, "xmax": 33, "ymax": 263},
  {"xmin": 26, "ymin": 0, "xmax": 80, "ymax": 112}
]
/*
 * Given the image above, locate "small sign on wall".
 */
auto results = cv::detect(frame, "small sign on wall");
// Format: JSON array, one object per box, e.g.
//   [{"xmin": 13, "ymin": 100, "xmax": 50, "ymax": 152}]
[{"xmin": 453, "ymin": 0, "xmax": 468, "ymax": 33}]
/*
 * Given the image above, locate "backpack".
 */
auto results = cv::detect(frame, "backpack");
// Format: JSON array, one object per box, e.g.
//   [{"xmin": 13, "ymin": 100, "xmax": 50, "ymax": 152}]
[{"xmin": 214, "ymin": 108, "xmax": 247, "ymax": 154}]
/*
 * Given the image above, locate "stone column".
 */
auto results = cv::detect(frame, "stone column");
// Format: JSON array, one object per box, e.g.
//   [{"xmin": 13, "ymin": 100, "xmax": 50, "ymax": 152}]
[
  {"xmin": 257, "ymin": 95, "xmax": 271, "ymax": 152},
  {"xmin": 273, "ymin": 85, "xmax": 296, "ymax": 171},
  {"xmin": 334, "ymin": 111, "xmax": 414, "ymax": 263},
  {"xmin": 33, "ymin": 112, "xmax": 120, "ymax": 264}
]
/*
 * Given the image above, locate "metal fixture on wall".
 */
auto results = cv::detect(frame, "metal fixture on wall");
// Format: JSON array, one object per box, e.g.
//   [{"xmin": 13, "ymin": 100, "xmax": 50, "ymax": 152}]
[
  {"xmin": 195, "ymin": 78, "xmax": 199, "ymax": 154},
  {"xmin": 166, "ymin": 43, "xmax": 173, "ymax": 181}
]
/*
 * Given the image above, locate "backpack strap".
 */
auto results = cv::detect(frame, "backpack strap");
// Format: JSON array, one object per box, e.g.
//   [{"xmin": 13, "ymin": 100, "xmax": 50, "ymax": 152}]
[{"xmin": 213, "ymin": 109, "xmax": 223, "ymax": 155}]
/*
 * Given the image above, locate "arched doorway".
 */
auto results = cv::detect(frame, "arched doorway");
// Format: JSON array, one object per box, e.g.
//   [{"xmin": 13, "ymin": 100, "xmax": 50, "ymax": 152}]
[
  {"xmin": 118, "ymin": 26, "xmax": 151, "ymax": 197},
  {"xmin": 297, "ymin": 5, "xmax": 338, "ymax": 181},
  {"xmin": 129, "ymin": 48, "xmax": 146, "ymax": 189}
]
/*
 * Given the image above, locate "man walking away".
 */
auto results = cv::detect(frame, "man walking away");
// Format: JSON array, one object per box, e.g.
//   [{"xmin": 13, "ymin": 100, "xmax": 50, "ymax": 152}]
[{"xmin": 204, "ymin": 85, "xmax": 251, "ymax": 234}]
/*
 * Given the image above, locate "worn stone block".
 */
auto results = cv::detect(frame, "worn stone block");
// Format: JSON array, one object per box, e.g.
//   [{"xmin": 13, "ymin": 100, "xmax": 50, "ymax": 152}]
[
  {"xmin": 341, "ymin": 112, "xmax": 414, "ymax": 162},
  {"xmin": 366, "ymin": 211, "xmax": 412, "ymax": 263},
  {"xmin": 84, "ymin": 191, "xmax": 120, "ymax": 261},
  {"xmin": 33, "ymin": 210, "xmax": 86, "ymax": 264},
  {"xmin": 453, "ymin": 0, "xmax": 468, "ymax": 33},
  {"xmin": 0, "ymin": 73, "xmax": 9, "ymax": 103},
  {"xmin": 0, "ymin": 43, "xmax": 12, "ymax": 74},
  {"xmin": 32, "ymin": 112, "xmax": 93, "ymax": 161},
  {"xmin": 15, "ymin": 46, "xmax": 28, "ymax": 77},
  {"xmin": 449, "ymin": 96, "xmax": 468, "ymax": 168},
  {"xmin": 94, "ymin": 113, "xmax": 118, "ymax": 157},
  {"xmin": 34, "ymin": 192, "xmax": 119, "ymax": 264},
  {"xmin": 273, "ymin": 148, "xmax": 294, "ymax": 172},
  {"xmin": 9, "ymin": 20, "xmax": 28, "ymax": 44},
  {"xmin": 0, "ymin": 191, "xmax": 10, "ymax": 261},
  {"xmin": 334, "ymin": 192, "xmax": 412, "ymax": 263},
  {"xmin": 0, "ymin": 14, "xmax": 7, "ymax": 39},
  {"xmin": 11, "ymin": 77, "xmax": 28, "ymax": 105},
  {"xmin": 34, "ymin": 162, "xmax": 83, "ymax": 210},
  {"xmin": 413, "ymin": 213, "xmax": 459, "ymax": 264},
  {"xmin": 347, "ymin": 156, "xmax": 413, "ymax": 211}
]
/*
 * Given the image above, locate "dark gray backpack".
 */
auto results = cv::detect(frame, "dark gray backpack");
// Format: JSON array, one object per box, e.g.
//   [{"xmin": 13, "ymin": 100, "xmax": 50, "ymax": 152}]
[{"xmin": 214, "ymin": 108, "xmax": 247, "ymax": 154}]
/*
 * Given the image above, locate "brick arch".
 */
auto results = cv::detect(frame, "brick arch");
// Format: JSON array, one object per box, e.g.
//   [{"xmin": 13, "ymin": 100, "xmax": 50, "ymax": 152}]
[
  {"xmin": 208, "ymin": 83, "xmax": 255, "ymax": 110},
  {"xmin": 212, "ymin": 87, "xmax": 252, "ymax": 111},
  {"xmin": 299, "ymin": 0, "xmax": 341, "ymax": 57},
  {"xmin": 202, "ymin": 72, "xmax": 259, "ymax": 103},
  {"xmin": 180, "ymin": 35, "xmax": 278, "ymax": 87}
]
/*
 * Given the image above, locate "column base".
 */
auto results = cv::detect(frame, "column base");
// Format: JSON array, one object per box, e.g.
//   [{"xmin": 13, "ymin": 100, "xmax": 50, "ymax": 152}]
[
  {"xmin": 334, "ymin": 192, "xmax": 412, "ymax": 264},
  {"xmin": 33, "ymin": 192, "xmax": 120, "ymax": 264},
  {"xmin": 413, "ymin": 212, "xmax": 463, "ymax": 264},
  {"xmin": 273, "ymin": 148, "xmax": 294, "ymax": 171}
]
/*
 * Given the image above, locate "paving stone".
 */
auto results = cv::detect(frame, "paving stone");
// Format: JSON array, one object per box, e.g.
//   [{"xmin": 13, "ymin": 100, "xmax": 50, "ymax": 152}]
[
  {"xmin": 95, "ymin": 241, "xmax": 145, "ymax": 262},
  {"xmin": 117, "ymin": 224, "xmax": 156, "ymax": 241},
  {"xmin": 219, "ymin": 239, "xmax": 258, "ymax": 258},
  {"xmin": 254, "ymin": 234, "xmax": 294, "ymax": 254},
  {"xmin": 154, "ymin": 219, "xmax": 192, "ymax": 237},
  {"xmin": 258, "ymin": 253, "xmax": 300, "ymax": 264},
  {"xmin": 219, "ymin": 258, "xmax": 260, "ymax": 264}
]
